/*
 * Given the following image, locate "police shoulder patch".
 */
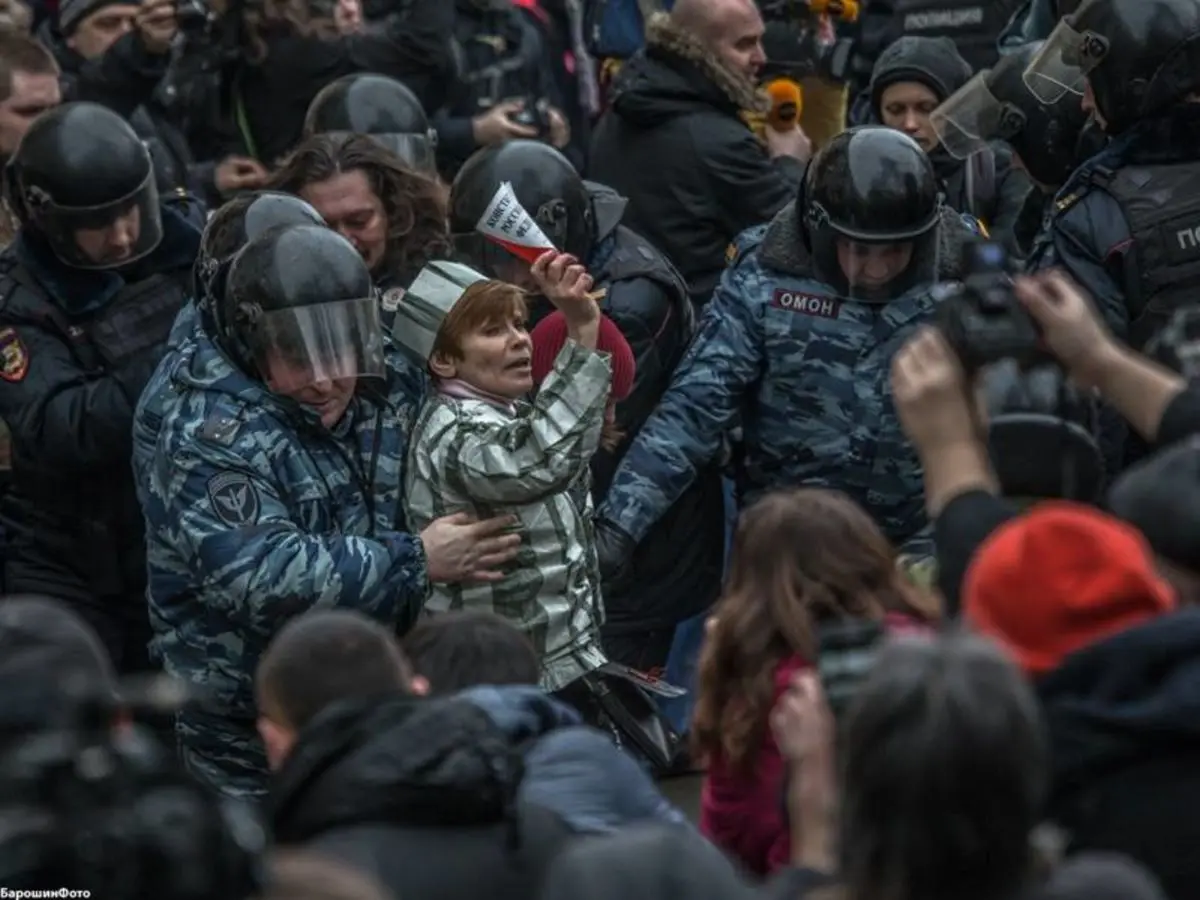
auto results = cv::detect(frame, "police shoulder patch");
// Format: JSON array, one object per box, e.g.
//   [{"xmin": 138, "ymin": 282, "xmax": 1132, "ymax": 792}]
[
  {"xmin": 725, "ymin": 242, "xmax": 738, "ymax": 265},
  {"xmin": 0, "ymin": 327, "xmax": 28, "ymax": 383},
  {"xmin": 199, "ymin": 410, "xmax": 244, "ymax": 447},
  {"xmin": 207, "ymin": 471, "xmax": 261, "ymax": 528}
]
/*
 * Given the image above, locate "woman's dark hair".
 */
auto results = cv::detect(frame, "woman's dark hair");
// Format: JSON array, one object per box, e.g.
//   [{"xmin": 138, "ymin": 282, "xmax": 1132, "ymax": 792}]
[
  {"xmin": 270, "ymin": 132, "xmax": 450, "ymax": 285},
  {"xmin": 837, "ymin": 632, "xmax": 1047, "ymax": 900},
  {"xmin": 691, "ymin": 488, "xmax": 939, "ymax": 775}
]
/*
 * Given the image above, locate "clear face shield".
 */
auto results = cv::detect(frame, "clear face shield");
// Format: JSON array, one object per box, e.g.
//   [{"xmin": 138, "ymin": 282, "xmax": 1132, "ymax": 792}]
[
  {"xmin": 1022, "ymin": 2, "xmax": 1109, "ymax": 104},
  {"xmin": 931, "ymin": 72, "xmax": 1025, "ymax": 160},
  {"xmin": 24, "ymin": 172, "xmax": 163, "ymax": 270},
  {"xmin": 250, "ymin": 296, "xmax": 386, "ymax": 391},
  {"xmin": 370, "ymin": 131, "xmax": 437, "ymax": 174}
]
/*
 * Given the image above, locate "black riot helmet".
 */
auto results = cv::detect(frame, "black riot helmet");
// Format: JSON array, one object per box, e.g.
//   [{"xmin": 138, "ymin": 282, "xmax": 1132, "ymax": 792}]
[
  {"xmin": 6, "ymin": 102, "xmax": 161, "ymax": 270},
  {"xmin": 802, "ymin": 126, "xmax": 942, "ymax": 301},
  {"xmin": 194, "ymin": 192, "xmax": 326, "ymax": 328},
  {"xmin": 982, "ymin": 359, "xmax": 1105, "ymax": 503},
  {"xmin": 219, "ymin": 224, "xmax": 385, "ymax": 388},
  {"xmin": 1023, "ymin": 0, "xmax": 1200, "ymax": 134},
  {"xmin": 449, "ymin": 140, "xmax": 595, "ymax": 279},
  {"xmin": 931, "ymin": 42, "xmax": 1093, "ymax": 189},
  {"xmin": 304, "ymin": 74, "xmax": 437, "ymax": 174}
]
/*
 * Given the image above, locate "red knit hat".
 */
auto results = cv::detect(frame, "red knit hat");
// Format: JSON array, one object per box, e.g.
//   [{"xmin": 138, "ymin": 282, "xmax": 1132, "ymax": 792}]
[
  {"xmin": 963, "ymin": 501, "xmax": 1176, "ymax": 676},
  {"xmin": 530, "ymin": 312, "xmax": 636, "ymax": 400}
]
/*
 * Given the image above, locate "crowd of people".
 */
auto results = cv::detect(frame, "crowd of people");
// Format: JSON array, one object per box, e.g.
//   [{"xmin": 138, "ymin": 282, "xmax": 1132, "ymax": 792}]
[{"xmin": 0, "ymin": 0, "xmax": 1198, "ymax": 897}]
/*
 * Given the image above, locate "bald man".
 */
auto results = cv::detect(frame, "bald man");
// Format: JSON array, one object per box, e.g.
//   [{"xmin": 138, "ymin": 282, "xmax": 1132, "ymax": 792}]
[{"xmin": 589, "ymin": 0, "xmax": 808, "ymax": 307}]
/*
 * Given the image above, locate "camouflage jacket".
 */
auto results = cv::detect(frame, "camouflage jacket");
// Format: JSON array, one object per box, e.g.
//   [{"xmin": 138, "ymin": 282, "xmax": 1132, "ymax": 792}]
[
  {"xmin": 132, "ymin": 300, "xmax": 201, "ymax": 508},
  {"xmin": 598, "ymin": 204, "xmax": 958, "ymax": 556},
  {"xmin": 405, "ymin": 340, "xmax": 611, "ymax": 691},
  {"xmin": 141, "ymin": 327, "xmax": 428, "ymax": 799}
]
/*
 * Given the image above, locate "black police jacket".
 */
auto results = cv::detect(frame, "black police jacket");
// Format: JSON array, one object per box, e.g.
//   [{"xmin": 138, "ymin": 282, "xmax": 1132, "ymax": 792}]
[
  {"xmin": 0, "ymin": 209, "xmax": 199, "ymax": 606},
  {"xmin": 586, "ymin": 185, "xmax": 726, "ymax": 635}
]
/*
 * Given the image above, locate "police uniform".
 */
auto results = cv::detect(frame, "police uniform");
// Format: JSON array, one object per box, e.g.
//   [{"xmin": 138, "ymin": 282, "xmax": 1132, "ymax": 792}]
[
  {"xmin": 0, "ymin": 205, "xmax": 198, "ymax": 673},
  {"xmin": 585, "ymin": 188, "xmax": 727, "ymax": 661},
  {"xmin": 597, "ymin": 203, "xmax": 950, "ymax": 560},
  {"xmin": 143, "ymin": 327, "xmax": 429, "ymax": 799}
]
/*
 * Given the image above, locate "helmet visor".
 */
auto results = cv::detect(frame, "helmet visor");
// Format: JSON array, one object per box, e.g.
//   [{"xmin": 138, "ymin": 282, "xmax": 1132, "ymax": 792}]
[
  {"xmin": 253, "ymin": 296, "xmax": 386, "ymax": 388},
  {"xmin": 810, "ymin": 235, "xmax": 938, "ymax": 304},
  {"xmin": 369, "ymin": 132, "xmax": 437, "ymax": 174},
  {"xmin": 931, "ymin": 72, "xmax": 1006, "ymax": 160},
  {"xmin": 450, "ymin": 231, "xmax": 533, "ymax": 285},
  {"xmin": 1022, "ymin": 8, "xmax": 1107, "ymax": 104},
  {"xmin": 27, "ymin": 172, "xmax": 162, "ymax": 270}
]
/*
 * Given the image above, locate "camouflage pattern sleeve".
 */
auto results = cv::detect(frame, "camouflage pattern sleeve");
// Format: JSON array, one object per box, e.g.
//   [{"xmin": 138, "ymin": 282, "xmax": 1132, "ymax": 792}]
[
  {"xmin": 167, "ymin": 441, "xmax": 428, "ymax": 634},
  {"xmin": 599, "ymin": 256, "xmax": 767, "ymax": 542},
  {"xmin": 442, "ymin": 340, "xmax": 611, "ymax": 504}
]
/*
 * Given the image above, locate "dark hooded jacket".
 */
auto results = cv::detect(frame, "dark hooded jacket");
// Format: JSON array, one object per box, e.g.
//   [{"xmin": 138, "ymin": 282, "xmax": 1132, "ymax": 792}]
[
  {"xmin": 1036, "ymin": 609, "xmax": 1200, "ymax": 900},
  {"xmin": 588, "ymin": 12, "xmax": 803, "ymax": 307},
  {"xmin": 457, "ymin": 685, "xmax": 688, "ymax": 832},
  {"xmin": 270, "ymin": 692, "xmax": 574, "ymax": 900},
  {"xmin": 863, "ymin": 36, "xmax": 1032, "ymax": 257}
]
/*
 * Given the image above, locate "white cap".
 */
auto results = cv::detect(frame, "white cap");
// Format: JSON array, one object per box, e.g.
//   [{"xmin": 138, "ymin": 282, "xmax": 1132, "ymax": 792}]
[{"xmin": 390, "ymin": 260, "xmax": 488, "ymax": 365}]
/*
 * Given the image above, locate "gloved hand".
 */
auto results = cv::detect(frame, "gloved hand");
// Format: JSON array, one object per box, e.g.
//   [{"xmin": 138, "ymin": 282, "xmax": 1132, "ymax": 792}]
[{"xmin": 594, "ymin": 518, "xmax": 636, "ymax": 594}]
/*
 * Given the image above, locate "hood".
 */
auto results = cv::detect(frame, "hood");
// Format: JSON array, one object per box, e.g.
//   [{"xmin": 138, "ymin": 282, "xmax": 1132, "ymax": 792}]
[
  {"xmin": 584, "ymin": 180, "xmax": 627, "ymax": 244},
  {"xmin": 36, "ymin": 19, "xmax": 83, "ymax": 74},
  {"xmin": 15, "ymin": 205, "xmax": 201, "ymax": 315},
  {"xmin": 609, "ymin": 12, "xmax": 767, "ymax": 126},
  {"xmin": 1037, "ymin": 609, "xmax": 1200, "ymax": 790},
  {"xmin": 458, "ymin": 685, "xmax": 583, "ymax": 742},
  {"xmin": 758, "ymin": 200, "xmax": 968, "ymax": 282},
  {"xmin": 270, "ymin": 694, "xmax": 526, "ymax": 844},
  {"xmin": 868, "ymin": 35, "xmax": 973, "ymax": 118}
]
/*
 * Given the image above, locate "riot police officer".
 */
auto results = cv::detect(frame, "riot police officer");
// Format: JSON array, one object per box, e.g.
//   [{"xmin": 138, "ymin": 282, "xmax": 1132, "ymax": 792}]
[
  {"xmin": 133, "ymin": 191, "xmax": 329, "ymax": 506},
  {"xmin": 304, "ymin": 74, "xmax": 439, "ymax": 175},
  {"xmin": 0, "ymin": 102, "xmax": 201, "ymax": 674},
  {"xmin": 1022, "ymin": 0, "xmax": 1200, "ymax": 352},
  {"xmin": 597, "ymin": 127, "xmax": 973, "ymax": 582},
  {"xmin": 929, "ymin": 40, "xmax": 1101, "ymax": 255},
  {"xmin": 448, "ymin": 139, "xmax": 724, "ymax": 672},
  {"xmin": 142, "ymin": 223, "xmax": 519, "ymax": 799}
]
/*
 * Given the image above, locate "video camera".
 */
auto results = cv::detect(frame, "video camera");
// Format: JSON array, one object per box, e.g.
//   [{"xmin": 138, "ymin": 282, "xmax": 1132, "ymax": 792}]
[
  {"xmin": 939, "ymin": 240, "xmax": 1045, "ymax": 373},
  {"xmin": 0, "ymin": 676, "xmax": 263, "ymax": 898}
]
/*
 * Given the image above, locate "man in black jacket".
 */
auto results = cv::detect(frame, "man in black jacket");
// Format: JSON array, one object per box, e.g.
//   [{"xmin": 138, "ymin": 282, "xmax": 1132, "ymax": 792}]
[
  {"xmin": 260, "ymin": 610, "xmax": 575, "ymax": 899},
  {"xmin": 588, "ymin": 0, "xmax": 807, "ymax": 307},
  {"xmin": 0, "ymin": 103, "xmax": 200, "ymax": 673}
]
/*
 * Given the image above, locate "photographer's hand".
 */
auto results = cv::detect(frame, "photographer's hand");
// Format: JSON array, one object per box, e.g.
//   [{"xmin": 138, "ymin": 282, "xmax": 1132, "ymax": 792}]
[
  {"xmin": 1014, "ymin": 270, "xmax": 1117, "ymax": 387},
  {"xmin": 772, "ymin": 673, "xmax": 837, "ymax": 872},
  {"xmin": 472, "ymin": 100, "xmax": 539, "ymax": 147},
  {"xmin": 1016, "ymin": 271, "xmax": 1185, "ymax": 443},
  {"xmin": 892, "ymin": 327, "xmax": 997, "ymax": 516}
]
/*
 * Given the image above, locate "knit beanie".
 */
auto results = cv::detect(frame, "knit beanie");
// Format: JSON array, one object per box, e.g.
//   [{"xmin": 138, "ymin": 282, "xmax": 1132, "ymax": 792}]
[
  {"xmin": 1108, "ymin": 436, "xmax": 1200, "ymax": 574},
  {"xmin": 530, "ymin": 312, "xmax": 635, "ymax": 400},
  {"xmin": 58, "ymin": 0, "xmax": 130, "ymax": 35},
  {"xmin": 869, "ymin": 35, "xmax": 973, "ymax": 117},
  {"xmin": 963, "ymin": 501, "xmax": 1176, "ymax": 676}
]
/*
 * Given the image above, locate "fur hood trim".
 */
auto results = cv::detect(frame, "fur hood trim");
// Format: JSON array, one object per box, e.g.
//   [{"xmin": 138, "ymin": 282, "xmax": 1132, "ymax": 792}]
[{"xmin": 645, "ymin": 12, "xmax": 769, "ymax": 114}]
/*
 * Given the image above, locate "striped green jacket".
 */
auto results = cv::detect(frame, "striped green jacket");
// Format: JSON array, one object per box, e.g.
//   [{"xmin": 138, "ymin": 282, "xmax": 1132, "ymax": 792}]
[{"xmin": 405, "ymin": 340, "xmax": 613, "ymax": 690}]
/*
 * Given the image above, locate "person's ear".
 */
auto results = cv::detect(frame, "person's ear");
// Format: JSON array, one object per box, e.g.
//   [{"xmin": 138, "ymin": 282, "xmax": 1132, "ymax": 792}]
[
  {"xmin": 257, "ymin": 716, "xmax": 297, "ymax": 771},
  {"xmin": 428, "ymin": 352, "xmax": 457, "ymax": 379}
]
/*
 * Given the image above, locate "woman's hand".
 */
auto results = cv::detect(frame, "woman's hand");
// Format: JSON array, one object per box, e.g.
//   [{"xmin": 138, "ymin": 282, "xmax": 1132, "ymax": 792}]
[{"xmin": 530, "ymin": 251, "xmax": 598, "ymax": 326}]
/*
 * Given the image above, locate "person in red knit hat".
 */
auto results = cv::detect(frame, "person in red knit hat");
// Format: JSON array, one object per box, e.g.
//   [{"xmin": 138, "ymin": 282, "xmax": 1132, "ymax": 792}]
[
  {"xmin": 530, "ymin": 310, "xmax": 636, "ymax": 452},
  {"xmin": 963, "ymin": 501, "xmax": 1177, "ymax": 677}
]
